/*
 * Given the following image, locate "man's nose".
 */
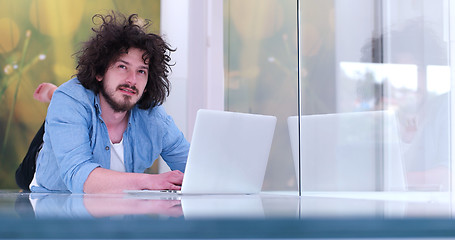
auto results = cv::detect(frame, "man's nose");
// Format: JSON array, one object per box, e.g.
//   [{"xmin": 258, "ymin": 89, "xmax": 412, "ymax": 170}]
[{"xmin": 125, "ymin": 70, "xmax": 137, "ymax": 85}]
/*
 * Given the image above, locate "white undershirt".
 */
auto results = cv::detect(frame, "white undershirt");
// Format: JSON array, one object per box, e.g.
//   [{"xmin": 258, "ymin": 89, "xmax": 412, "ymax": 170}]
[
  {"xmin": 110, "ymin": 138, "xmax": 126, "ymax": 172},
  {"xmin": 29, "ymin": 143, "xmax": 43, "ymax": 190}
]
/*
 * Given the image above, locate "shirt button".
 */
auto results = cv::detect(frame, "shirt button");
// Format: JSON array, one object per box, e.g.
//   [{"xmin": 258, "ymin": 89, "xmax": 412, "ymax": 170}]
[{"xmin": 105, "ymin": 146, "xmax": 110, "ymax": 150}]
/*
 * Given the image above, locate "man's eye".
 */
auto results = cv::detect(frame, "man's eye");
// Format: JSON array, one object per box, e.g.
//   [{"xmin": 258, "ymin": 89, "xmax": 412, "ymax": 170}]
[
  {"xmin": 138, "ymin": 70, "xmax": 147, "ymax": 75},
  {"xmin": 118, "ymin": 65, "xmax": 126, "ymax": 69}
]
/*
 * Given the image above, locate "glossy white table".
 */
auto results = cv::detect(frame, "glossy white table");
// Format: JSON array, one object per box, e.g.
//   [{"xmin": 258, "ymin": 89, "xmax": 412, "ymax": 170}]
[{"xmin": 2, "ymin": 190, "xmax": 455, "ymax": 239}]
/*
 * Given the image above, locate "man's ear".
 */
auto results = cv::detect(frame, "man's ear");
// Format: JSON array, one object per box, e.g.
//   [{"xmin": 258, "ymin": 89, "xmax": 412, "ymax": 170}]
[{"xmin": 96, "ymin": 75, "xmax": 103, "ymax": 82}]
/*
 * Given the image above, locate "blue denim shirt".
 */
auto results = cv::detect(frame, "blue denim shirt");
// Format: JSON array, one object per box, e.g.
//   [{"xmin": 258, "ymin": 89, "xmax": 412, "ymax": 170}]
[{"xmin": 31, "ymin": 78, "xmax": 189, "ymax": 193}]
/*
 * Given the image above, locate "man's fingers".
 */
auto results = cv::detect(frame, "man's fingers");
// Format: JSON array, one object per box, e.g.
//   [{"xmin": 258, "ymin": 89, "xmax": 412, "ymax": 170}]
[
  {"xmin": 162, "ymin": 171, "xmax": 184, "ymax": 187},
  {"xmin": 169, "ymin": 172, "xmax": 184, "ymax": 185},
  {"xmin": 33, "ymin": 85, "xmax": 43, "ymax": 98},
  {"xmin": 167, "ymin": 184, "xmax": 181, "ymax": 190},
  {"xmin": 147, "ymin": 171, "xmax": 184, "ymax": 190},
  {"xmin": 171, "ymin": 170, "xmax": 183, "ymax": 175}
]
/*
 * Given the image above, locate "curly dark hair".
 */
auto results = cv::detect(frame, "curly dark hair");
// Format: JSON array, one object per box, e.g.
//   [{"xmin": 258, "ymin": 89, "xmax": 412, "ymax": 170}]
[{"xmin": 75, "ymin": 12, "xmax": 174, "ymax": 109}]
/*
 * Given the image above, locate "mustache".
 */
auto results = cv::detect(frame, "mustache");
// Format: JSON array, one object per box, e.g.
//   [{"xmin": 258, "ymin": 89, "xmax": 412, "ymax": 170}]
[{"xmin": 117, "ymin": 84, "xmax": 138, "ymax": 93}]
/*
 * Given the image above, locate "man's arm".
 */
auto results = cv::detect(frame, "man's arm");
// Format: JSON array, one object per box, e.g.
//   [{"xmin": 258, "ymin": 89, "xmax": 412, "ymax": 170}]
[
  {"xmin": 158, "ymin": 107, "xmax": 190, "ymax": 172},
  {"xmin": 83, "ymin": 168, "xmax": 184, "ymax": 194}
]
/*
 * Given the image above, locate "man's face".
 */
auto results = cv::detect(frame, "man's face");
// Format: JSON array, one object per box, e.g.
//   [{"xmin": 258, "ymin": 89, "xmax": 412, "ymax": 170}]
[{"xmin": 97, "ymin": 48, "xmax": 149, "ymax": 112}]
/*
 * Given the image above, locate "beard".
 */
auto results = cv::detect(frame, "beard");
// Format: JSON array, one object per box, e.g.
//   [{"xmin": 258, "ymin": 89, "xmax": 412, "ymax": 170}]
[{"xmin": 100, "ymin": 84, "xmax": 140, "ymax": 112}]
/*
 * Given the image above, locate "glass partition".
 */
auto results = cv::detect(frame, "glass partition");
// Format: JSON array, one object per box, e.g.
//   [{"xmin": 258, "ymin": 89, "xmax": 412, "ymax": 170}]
[
  {"xmin": 298, "ymin": 0, "xmax": 451, "ymax": 192},
  {"xmin": 224, "ymin": 0, "xmax": 451, "ymax": 193},
  {"xmin": 224, "ymin": 0, "xmax": 299, "ymax": 191}
]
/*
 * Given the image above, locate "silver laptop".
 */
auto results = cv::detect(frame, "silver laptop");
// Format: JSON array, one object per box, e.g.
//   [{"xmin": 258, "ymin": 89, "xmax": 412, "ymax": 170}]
[
  {"xmin": 126, "ymin": 109, "xmax": 277, "ymax": 195},
  {"xmin": 287, "ymin": 111, "xmax": 407, "ymax": 192}
]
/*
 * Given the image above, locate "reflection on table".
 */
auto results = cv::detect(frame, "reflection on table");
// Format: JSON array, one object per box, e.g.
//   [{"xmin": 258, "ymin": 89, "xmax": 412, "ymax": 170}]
[
  {"xmin": 8, "ymin": 191, "xmax": 454, "ymax": 220},
  {"xmin": 13, "ymin": 192, "xmax": 299, "ymax": 220}
]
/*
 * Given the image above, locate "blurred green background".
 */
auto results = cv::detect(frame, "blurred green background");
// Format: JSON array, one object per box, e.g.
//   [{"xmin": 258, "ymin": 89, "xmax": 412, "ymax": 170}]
[{"xmin": 0, "ymin": 0, "xmax": 160, "ymax": 189}]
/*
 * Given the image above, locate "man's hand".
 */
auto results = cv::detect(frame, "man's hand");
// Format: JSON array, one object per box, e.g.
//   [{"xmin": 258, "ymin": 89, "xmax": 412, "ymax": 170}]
[
  {"xmin": 34, "ymin": 83, "xmax": 57, "ymax": 103},
  {"xmin": 147, "ymin": 170, "xmax": 184, "ymax": 190}
]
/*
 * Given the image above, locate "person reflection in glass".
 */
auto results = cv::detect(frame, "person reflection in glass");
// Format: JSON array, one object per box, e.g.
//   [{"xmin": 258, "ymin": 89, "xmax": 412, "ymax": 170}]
[{"xmin": 360, "ymin": 19, "xmax": 450, "ymax": 191}]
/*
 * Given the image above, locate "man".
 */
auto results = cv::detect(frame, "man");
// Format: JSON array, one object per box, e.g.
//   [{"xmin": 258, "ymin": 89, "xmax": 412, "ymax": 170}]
[{"xmin": 29, "ymin": 12, "xmax": 189, "ymax": 193}]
